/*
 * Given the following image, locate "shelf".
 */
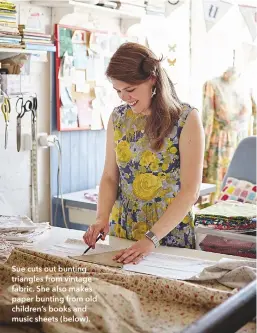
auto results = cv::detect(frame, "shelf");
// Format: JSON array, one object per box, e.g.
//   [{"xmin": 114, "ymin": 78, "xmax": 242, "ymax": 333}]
[
  {"xmin": 30, "ymin": 1, "xmax": 144, "ymax": 19},
  {"xmin": 0, "ymin": 47, "xmax": 55, "ymax": 54},
  {"xmin": 30, "ymin": 1, "xmax": 72, "ymax": 7}
]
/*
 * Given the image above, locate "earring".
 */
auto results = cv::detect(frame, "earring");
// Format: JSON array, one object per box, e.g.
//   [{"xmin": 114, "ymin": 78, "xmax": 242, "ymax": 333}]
[{"xmin": 151, "ymin": 87, "xmax": 156, "ymax": 98}]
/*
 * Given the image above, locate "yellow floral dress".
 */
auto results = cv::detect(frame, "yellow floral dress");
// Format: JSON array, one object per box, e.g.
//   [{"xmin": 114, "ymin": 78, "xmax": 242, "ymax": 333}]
[{"xmin": 109, "ymin": 103, "xmax": 195, "ymax": 248}]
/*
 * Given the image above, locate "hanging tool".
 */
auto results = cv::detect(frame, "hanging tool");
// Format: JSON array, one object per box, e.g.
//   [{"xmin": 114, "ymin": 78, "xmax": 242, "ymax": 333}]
[
  {"xmin": 31, "ymin": 95, "xmax": 37, "ymax": 142},
  {"xmin": 1, "ymin": 96, "xmax": 11, "ymax": 149},
  {"xmin": 30, "ymin": 95, "xmax": 38, "ymax": 223},
  {"xmin": 16, "ymin": 96, "xmax": 34, "ymax": 152}
]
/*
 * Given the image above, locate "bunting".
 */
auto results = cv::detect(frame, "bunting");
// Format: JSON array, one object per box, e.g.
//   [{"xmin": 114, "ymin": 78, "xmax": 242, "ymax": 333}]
[
  {"xmin": 203, "ymin": 0, "xmax": 233, "ymax": 32},
  {"xmin": 239, "ymin": 4, "xmax": 257, "ymax": 41},
  {"xmin": 165, "ymin": 0, "xmax": 187, "ymax": 17}
]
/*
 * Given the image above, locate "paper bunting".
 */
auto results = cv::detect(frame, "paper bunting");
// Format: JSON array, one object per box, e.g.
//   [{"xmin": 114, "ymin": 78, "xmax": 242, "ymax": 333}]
[
  {"xmin": 165, "ymin": 0, "xmax": 187, "ymax": 17},
  {"xmin": 239, "ymin": 5, "xmax": 257, "ymax": 42},
  {"xmin": 203, "ymin": 0, "xmax": 233, "ymax": 32},
  {"xmin": 167, "ymin": 58, "xmax": 176, "ymax": 66}
]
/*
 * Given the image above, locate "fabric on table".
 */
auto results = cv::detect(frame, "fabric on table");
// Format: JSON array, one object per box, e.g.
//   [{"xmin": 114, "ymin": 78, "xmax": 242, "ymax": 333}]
[
  {"xmin": 0, "ymin": 248, "xmax": 255, "ymax": 333},
  {"xmin": 199, "ymin": 235, "xmax": 256, "ymax": 259},
  {"xmin": 189, "ymin": 258, "xmax": 256, "ymax": 289},
  {"xmin": 195, "ymin": 201, "xmax": 257, "ymax": 230}
]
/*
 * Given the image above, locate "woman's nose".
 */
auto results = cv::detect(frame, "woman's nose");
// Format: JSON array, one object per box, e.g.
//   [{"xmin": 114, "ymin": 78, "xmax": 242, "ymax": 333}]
[{"xmin": 120, "ymin": 91, "xmax": 129, "ymax": 101}]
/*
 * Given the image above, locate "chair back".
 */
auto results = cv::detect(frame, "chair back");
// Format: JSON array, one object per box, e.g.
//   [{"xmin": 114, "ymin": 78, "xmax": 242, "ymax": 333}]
[{"xmin": 221, "ymin": 136, "xmax": 257, "ymax": 190}]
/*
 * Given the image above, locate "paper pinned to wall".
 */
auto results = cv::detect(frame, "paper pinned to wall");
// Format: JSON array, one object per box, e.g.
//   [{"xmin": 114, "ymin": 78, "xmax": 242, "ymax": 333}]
[
  {"xmin": 73, "ymin": 44, "xmax": 88, "ymax": 70},
  {"xmin": 76, "ymin": 83, "xmax": 90, "ymax": 93},
  {"xmin": 76, "ymin": 97, "xmax": 92, "ymax": 127},
  {"xmin": 75, "ymin": 70, "xmax": 86, "ymax": 85},
  {"xmin": 91, "ymin": 99, "xmax": 103, "ymax": 130}
]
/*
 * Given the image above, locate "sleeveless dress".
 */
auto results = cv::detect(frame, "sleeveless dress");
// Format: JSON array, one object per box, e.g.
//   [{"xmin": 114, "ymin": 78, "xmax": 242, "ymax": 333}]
[{"xmin": 109, "ymin": 103, "xmax": 195, "ymax": 249}]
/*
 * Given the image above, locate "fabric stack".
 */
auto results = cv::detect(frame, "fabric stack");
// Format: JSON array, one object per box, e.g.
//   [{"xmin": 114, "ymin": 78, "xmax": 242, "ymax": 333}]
[
  {"xmin": 195, "ymin": 201, "xmax": 256, "ymax": 232},
  {"xmin": 195, "ymin": 201, "xmax": 256, "ymax": 258},
  {"xmin": 0, "ymin": 1, "xmax": 22, "ymax": 48},
  {"xmin": 0, "ymin": 214, "xmax": 51, "ymax": 262},
  {"xmin": 18, "ymin": 24, "xmax": 55, "ymax": 52},
  {"xmin": 146, "ymin": 0, "xmax": 166, "ymax": 16}
]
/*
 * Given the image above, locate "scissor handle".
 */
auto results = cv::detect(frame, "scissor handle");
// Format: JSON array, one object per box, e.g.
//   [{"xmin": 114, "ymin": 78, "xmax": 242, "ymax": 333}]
[
  {"xmin": 16, "ymin": 97, "xmax": 24, "ymax": 118},
  {"xmin": 23, "ymin": 99, "xmax": 33, "ymax": 112},
  {"xmin": 1, "ymin": 98, "xmax": 10, "ymax": 121},
  {"xmin": 16, "ymin": 97, "xmax": 32, "ymax": 118}
]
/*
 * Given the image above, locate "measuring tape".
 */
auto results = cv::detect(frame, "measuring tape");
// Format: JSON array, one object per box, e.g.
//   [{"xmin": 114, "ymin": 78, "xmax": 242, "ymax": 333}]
[{"xmin": 31, "ymin": 116, "xmax": 39, "ymax": 223}]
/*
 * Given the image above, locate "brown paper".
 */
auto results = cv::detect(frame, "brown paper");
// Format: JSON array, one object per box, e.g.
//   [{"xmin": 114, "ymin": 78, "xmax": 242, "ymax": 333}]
[{"xmin": 69, "ymin": 250, "xmax": 123, "ymax": 268}]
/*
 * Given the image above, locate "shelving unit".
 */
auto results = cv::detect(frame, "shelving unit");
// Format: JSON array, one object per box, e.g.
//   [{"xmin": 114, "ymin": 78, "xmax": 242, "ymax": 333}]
[
  {"xmin": 0, "ymin": 47, "xmax": 55, "ymax": 54},
  {"xmin": 28, "ymin": 1, "xmax": 145, "ymax": 19}
]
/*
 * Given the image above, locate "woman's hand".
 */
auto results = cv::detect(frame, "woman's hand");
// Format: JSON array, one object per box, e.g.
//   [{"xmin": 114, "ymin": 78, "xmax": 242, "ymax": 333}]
[
  {"xmin": 83, "ymin": 220, "xmax": 109, "ymax": 248},
  {"xmin": 113, "ymin": 238, "xmax": 155, "ymax": 264}
]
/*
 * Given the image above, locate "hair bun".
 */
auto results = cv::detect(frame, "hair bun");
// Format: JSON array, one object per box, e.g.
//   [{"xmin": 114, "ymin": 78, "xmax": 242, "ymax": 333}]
[{"xmin": 140, "ymin": 56, "xmax": 159, "ymax": 77}]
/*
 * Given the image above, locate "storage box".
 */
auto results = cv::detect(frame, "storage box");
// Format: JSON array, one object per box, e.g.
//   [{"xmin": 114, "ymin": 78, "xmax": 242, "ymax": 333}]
[{"xmin": 195, "ymin": 225, "xmax": 256, "ymax": 258}]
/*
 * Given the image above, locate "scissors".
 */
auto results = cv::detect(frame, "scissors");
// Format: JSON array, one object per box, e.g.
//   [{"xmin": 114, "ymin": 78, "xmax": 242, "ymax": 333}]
[
  {"xmin": 16, "ymin": 95, "xmax": 37, "ymax": 152},
  {"xmin": 1, "ymin": 97, "xmax": 11, "ymax": 149}
]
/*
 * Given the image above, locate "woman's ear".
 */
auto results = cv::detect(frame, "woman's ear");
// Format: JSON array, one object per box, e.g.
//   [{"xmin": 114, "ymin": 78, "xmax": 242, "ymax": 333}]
[{"xmin": 150, "ymin": 75, "xmax": 157, "ymax": 85}]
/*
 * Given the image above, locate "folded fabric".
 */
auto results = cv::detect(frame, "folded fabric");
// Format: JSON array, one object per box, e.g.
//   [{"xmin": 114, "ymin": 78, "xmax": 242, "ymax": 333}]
[
  {"xmin": 195, "ymin": 217, "xmax": 256, "ymax": 230},
  {"xmin": 196, "ymin": 200, "xmax": 257, "ymax": 218},
  {"xmin": 199, "ymin": 235, "xmax": 256, "ymax": 259},
  {"xmin": 195, "ymin": 201, "xmax": 257, "ymax": 230},
  {"xmin": 189, "ymin": 258, "xmax": 256, "ymax": 289}
]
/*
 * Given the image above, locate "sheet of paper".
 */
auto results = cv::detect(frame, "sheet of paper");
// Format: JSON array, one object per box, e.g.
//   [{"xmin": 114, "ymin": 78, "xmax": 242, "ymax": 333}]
[
  {"xmin": 47, "ymin": 238, "xmax": 116, "ymax": 257},
  {"xmin": 86, "ymin": 56, "xmax": 95, "ymax": 81},
  {"xmin": 76, "ymin": 83, "xmax": 90, "ymax": 93},
  {"xmin": 76, "ymin": 97, "xmax": 92, "ymax": 127},
  {"xmin": 73, "ymin": 44, "xmax": 88, "ymax": 69},
  {"xmin": 75, "ymin": 70, "xmax": 86, "ymax": 85},
  {"xmin": 123, "ymin": 253, "xmax": 215, "ymax": 280}
]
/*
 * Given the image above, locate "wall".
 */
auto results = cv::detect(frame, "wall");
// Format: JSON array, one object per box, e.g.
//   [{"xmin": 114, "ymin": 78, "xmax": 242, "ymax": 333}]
[
  {"xmin": 0, "ymin": 3, "xmax": 51, "ymax": 221},
  {"xmin": 50, "ymin": 8, "xmax": 124, "ymax": 207},
  {"xmin": 50, "ymin": 5, "xmax": 191, "ymax": 203}
]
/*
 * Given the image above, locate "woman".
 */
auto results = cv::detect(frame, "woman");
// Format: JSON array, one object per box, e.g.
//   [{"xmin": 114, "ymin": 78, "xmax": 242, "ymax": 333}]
[{"xmin": 83, "ymin": 42, "xmax": 204, "ymax": 264}]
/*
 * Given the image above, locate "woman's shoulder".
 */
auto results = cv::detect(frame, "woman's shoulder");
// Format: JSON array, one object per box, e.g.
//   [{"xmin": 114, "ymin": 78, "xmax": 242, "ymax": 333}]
[
  {"xmin": 112, "ymin": 103, "xmax": 130, "ymax": 117},
  {"xmin": 179, "ymin": 102, "xmax": 197, "ymax": 119},
  {"xmin": 112, "ymin": 104, "xmax": 132, "ymax": 124}
]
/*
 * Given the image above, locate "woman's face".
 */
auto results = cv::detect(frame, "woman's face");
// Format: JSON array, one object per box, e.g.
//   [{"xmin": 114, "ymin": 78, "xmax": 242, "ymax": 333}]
[{"xmin": 111, "ymin": 78, "xmax": 155, "ymax": 115}]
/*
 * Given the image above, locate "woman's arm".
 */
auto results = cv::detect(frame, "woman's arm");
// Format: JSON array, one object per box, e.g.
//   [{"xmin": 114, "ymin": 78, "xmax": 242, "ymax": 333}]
[
  {"xmin": 151, "ymin": 108, "xmax": 204, "ymax": 240},
  {"xmin": 96, "ymin": 116, "xmax": 120, "ymax": 223},
  {"xmin": 84, "ymin": 116, "xmax": 119, "ymax": 247}
]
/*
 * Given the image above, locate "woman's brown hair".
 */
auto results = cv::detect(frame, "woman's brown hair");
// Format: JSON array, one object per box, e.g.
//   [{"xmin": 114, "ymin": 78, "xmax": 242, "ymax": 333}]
[{"xmin": 106, "ymin": 42, "xmax": 182, "ymax": 150}]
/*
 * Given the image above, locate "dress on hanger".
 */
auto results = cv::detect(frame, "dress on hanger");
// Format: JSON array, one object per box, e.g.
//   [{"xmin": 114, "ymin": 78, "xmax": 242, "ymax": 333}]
[{"xmin": 202, "ymin": 71, "xmax": 256, "ymax": 199}]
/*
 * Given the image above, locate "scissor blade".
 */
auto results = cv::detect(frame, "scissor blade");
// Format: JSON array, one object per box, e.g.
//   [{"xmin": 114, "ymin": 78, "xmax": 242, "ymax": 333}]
[
  {"xmin": 4, "ymin": 124, "xmax": 8, "ymax": 149},
  {"xmin": 17, "ymin": 119, "xmax": 21, "ymax": 152}
]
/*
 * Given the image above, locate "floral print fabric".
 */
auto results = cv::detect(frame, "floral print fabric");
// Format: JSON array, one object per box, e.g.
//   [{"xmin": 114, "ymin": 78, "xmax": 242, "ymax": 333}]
[
  {"xmin": 202, "ymin": 76, "xmax": 256, "ymax": 199},
  {"xmin": 0, "ymin": 247, "xmax": 255, "ymax": 333},
  {"xmin": 109, "ymin": 103, "xmax": 195, "ymax": 248}
]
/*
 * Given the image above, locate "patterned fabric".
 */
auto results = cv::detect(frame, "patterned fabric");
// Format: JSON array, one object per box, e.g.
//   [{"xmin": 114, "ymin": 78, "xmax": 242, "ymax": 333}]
[
  {"xmin": 195, "ymin": 201, "xmax": 257, "ymax": 231},
  {"xmin": 199, "ymin": 235, "xmax": 256, "ymax": 259},
  {"xmin": 202, "ymin": 75, "xmax": 256, "ymax": 200},
  {"xmin": 219, "ymin": 177, "xmax": 257, "ymax": 205},
  {"xmin": 0, "ymin": 247, "xmax": 255, "ymax": 333},
  {"xmin": 109, "ymin": 103, "xmax": 195, "ymax": 248}
]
